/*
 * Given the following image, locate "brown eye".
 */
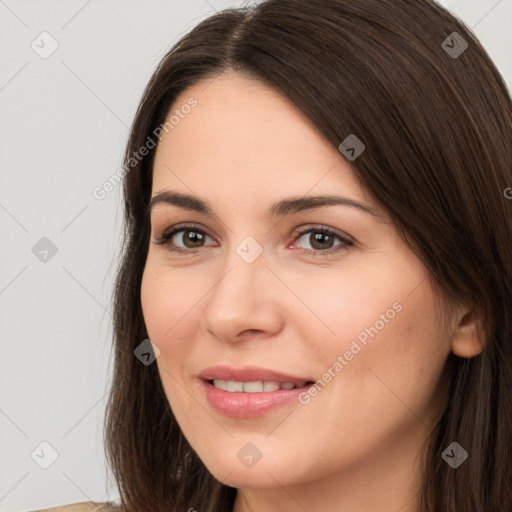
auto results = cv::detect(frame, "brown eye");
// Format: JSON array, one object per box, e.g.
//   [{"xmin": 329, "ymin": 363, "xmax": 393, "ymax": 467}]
[
  {"xmin": 153, "ymin": 224, "xmax": 216, "ymax": 254},
  {"xmin": 174, "ymin": 229, "xmax": 207, "ymax": 248},
  {"xmin": 305, "ymin": 231, "xmax": 336, "ymax": 250},
  {"xmin": 293, "ymin": 226, "xmax": 353, "ymax": 256}
]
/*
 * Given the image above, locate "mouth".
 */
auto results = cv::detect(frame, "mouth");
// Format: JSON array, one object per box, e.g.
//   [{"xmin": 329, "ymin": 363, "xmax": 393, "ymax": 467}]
[
  {"xmin": 207, "ymin": 379, "xmax": 314, "ymax": 392},
  {"xmin": 197, "ymin": 366, "xmax": 316, "ymax": 418}
]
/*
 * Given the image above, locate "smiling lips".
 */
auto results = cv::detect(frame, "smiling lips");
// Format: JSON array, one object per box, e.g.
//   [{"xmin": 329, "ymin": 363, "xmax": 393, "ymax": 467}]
[
  {"xmin": 212, "ymin": 379, "xmax": 307, "ymax": 392},
  {"xmin": 198, "ymin": 365, "xmax": 315, "ymax": 418}
]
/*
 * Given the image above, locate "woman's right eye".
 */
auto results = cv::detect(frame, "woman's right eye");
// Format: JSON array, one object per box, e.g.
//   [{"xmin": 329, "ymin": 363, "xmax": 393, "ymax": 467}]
[{"xmin": 153, "ymin": 225, "xmax": 216, "ymax": 255}]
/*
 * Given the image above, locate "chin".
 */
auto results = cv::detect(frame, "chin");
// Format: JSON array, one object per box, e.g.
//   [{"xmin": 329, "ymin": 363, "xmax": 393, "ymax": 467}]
[
  {"xmin": 196, "ymin": 442, "xmax": 308, "ymax": 489},
  {"xmin": 208, "ymin": 463, "xmax": 289, "ymax": 489}
]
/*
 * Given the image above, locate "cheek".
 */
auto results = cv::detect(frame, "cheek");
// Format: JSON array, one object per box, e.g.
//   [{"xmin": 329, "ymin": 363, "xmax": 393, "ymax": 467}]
[
  {"xmin": 140, "ymin": 264, "xmax": 203, "ymax": 414},
  {"xmin": 289, "ymin": 270, "xmax": 405, "ymax": 353},
  {"xmin": 140, "ymin": 263, "xmax": 205, "ymax": 345},
  {"xmin": 294, "ymin": 267, "xmax": 449, "ymax": 388}
]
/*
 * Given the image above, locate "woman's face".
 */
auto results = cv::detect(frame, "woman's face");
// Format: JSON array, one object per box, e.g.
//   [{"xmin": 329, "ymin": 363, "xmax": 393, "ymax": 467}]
[{"xmin": 141, "ymin": 72, "xmax": 458, "ymax": 506}]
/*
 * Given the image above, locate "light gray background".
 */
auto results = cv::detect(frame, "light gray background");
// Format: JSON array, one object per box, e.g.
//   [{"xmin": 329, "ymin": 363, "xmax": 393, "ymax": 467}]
[{"xmin": 1, "ymin": 1, "xmax": 510, "ymax": 511}]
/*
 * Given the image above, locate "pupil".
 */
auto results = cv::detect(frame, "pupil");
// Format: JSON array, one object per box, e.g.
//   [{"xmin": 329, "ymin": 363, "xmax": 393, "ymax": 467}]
[
  {"xmin": 312, "ymin": 232, "xmax": 332, "ymax": 250},
  {"xmin": 185, "ymin": 230, "xmax": 204, "ymax": 247}
]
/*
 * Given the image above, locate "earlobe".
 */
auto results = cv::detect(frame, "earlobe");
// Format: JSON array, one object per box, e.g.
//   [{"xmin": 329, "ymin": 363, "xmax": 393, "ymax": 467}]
[{"xmin": 450, "ymin": 310, "xmax": 485, "ymax": 358}]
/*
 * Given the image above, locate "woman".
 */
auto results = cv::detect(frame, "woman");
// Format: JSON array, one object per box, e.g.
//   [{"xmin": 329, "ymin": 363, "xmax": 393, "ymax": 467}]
[{"xmin": 36, "ymin": 0, "xmax": 512, "ymax": 510}]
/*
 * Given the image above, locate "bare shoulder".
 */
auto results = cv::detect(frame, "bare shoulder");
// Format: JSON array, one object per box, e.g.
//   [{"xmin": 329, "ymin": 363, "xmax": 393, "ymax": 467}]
[{"xmin": 31, "ymin": 502, "xmax": 121, "ymax": 512}]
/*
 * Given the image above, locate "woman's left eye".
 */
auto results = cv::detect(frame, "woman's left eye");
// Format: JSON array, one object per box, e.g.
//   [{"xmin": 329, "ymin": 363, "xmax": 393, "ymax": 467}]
[
  {"xmin": 291, "ymin": 226, "xmax": 353, "ymax": 256},
  {"xmin": 152, "ymin": 224, "xmax": 353, "ymax": 256}
]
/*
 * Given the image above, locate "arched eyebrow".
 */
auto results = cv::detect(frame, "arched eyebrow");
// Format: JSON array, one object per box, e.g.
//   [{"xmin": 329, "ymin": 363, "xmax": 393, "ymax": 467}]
[{"xmin": 146, "ymin": 190, "xmax": 381, "ymax": 218}]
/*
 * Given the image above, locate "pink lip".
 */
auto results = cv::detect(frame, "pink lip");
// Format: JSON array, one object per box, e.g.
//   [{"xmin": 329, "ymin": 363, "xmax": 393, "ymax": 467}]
[
  {"xmin": 198, "ymin": 365, "xmax": 315, "ymax": 418},
  {"xmin": 198, "ymin": 365, "xmax": 313, "ymax": 383}
]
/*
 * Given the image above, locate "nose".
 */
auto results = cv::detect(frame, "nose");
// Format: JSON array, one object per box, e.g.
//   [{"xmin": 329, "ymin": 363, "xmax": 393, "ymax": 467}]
[{"xmin": 199, "ymin": 243, "xmax": 284, "ymax": 343}]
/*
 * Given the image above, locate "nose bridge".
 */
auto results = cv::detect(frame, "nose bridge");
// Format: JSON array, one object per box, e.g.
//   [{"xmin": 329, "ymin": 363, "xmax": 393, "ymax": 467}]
[
  {"xmin": 234, "ymin": 235, "xmax": 265, "ymax": 266},
  {"xmin": 200, "ymin": 234, "xmax": 282, "ymax": 340},
  {"xmin": 212, "ymin": 234, "xmax": 267, "ymax": 307}
]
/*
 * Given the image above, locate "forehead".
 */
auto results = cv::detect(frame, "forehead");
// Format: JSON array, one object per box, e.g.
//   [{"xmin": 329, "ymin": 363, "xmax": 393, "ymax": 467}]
[{"xmin": 151, "ymin": 72, "xmax": 368, "ymax": 207}]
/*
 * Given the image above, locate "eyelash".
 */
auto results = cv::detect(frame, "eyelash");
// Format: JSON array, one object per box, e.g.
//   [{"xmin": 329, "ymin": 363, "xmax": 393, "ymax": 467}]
[{"xmin": 152, "ymin": 222, "xmax": 353, "ymax": 257}]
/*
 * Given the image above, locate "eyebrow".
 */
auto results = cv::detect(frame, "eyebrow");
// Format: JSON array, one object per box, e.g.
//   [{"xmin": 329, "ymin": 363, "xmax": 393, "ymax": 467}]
[{"xmin": 146, "ymin": 190, "xmax": 381, "ymax": 218}]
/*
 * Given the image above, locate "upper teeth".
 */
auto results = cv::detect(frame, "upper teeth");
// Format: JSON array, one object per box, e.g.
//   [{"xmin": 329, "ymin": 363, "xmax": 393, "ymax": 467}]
[{"xmin": 213, "ymin": 380, "xmax": 306, "ymax": 392}]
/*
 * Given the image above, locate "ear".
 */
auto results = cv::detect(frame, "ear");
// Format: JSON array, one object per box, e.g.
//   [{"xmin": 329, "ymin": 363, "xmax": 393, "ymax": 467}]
[{"xmin": 450, "ymin": 309, "xmax": 485, "ymax": 358}]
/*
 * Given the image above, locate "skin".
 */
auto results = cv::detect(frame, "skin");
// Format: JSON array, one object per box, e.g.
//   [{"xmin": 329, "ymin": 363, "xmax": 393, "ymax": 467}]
[{"xmin": 140, "ymin": 71, "xmax": 483, "ymax": 512}]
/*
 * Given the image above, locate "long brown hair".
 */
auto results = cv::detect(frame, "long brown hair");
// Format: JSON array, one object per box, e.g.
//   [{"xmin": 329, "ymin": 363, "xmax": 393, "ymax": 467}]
[{"xmin": 104, "ymin": 1, "xmax": 512, "ymax": 510}]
